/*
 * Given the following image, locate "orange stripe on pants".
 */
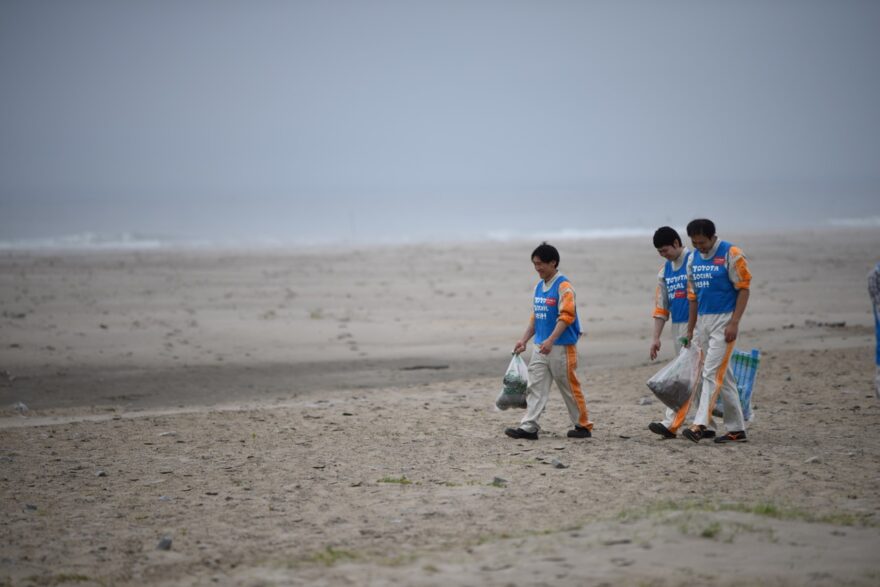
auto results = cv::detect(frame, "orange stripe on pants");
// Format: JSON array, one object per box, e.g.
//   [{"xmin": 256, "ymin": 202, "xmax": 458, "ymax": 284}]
[{"xmin": 566, "ymin": 345, "xmax": 591, "ymax": 430}]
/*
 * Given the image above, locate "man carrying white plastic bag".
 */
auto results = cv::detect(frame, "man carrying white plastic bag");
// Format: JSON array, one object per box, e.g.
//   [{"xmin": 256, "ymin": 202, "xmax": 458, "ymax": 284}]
[{"xmin": 504, "ymin": 242, "xmax": 593, "ymax": 441}]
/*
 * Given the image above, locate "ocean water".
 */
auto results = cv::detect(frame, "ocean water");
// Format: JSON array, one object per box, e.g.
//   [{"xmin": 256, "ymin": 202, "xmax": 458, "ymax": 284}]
[{"xmin": 1, "ymin": 217, "xmax": 877, "ymax": 252}]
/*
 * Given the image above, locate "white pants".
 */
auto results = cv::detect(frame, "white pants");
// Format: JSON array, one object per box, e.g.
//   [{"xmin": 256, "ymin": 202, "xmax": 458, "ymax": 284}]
[
  {"xmin": 519, "ymin": 344, "xmax": 591, "ymax": 433},
  {"xmin": 691, "ymin": 313, "xmax": 745, "ymax": 432}
]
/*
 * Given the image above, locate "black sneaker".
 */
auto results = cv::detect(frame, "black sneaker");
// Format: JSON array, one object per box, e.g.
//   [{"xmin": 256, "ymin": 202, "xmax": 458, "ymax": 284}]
[
  {"xmin": 648, "ymin": 422, "xmax": 676, "ymax": 439},
  {"xmin": 682, "ymin": 427, "xmax": 703, "ymax": 443},
  {"xmin": 714, "ymin": 430, "xmax": 748, "ymax": 444},
  {"xmin": 567, "ymin": 426, "xmax": 592, "ymax": 438},
  {"xmin": 702, "ymin": 429, "xmax": 717, "ymax": 439},
  {"xmin": 505, "ymin": 427, "xmax": 538, "ymax": 440}
]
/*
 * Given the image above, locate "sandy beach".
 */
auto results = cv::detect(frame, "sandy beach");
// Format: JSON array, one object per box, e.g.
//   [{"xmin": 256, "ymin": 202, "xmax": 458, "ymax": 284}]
[{"xmin": 2, "ymin": 228, "xmax": 879, "ymax": 586}]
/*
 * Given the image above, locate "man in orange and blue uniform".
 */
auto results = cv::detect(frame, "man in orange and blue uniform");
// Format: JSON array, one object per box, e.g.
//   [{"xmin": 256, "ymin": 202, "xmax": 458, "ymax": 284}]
[
  {"xmin": 683, "ymin": 219, "xmax": 751, "ymax": 444},
  {"xmin": 505, "ymin": 242, "xmax": 593, "ymax": 440},
  {"xmin": 647, "ymin": 226, "xmax": 711, "ymax": 439}
]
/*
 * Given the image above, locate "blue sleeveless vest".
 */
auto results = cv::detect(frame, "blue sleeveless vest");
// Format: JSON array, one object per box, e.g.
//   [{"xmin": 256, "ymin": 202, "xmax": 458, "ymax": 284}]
[
  {"xmin": 664, "ymin": 250, "xmax": 691, "ymax": 324},
  {"xmin": 691, "ymin": 241, "xmax": 738, "ymax": 315},
  {"xmin": 533, "ymin": 274, "xmax": 581, "ymax": 345}
]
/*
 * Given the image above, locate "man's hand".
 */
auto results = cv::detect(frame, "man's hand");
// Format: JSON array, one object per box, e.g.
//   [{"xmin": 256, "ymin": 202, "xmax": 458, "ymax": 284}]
[
  {"xmin": 724, "ymin": 320, "xmax": 739, "ymax": 343},
  {"xmin": 538, "ymin": 340, "xmax": 554, "ymax": 355},
  {"xmin": 684, "ymin": 331, "xmax": 694, "ymax": 347},
  {"xmin": 513, "ymin": 340, "xmax": 527, "ymax": 355},
  {"xmin": 649, "ymin": 338, "xmax": 661, "ymax": 361}
]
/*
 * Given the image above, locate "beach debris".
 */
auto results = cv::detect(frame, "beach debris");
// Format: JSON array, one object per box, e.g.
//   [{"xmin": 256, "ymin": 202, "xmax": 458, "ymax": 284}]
[
  {"xmin": 0, "ymin": 370, "xmax": 15, "ymax": 382},
  {"xmin": 637, "ymin": 397, "xmax": 654, "ymax": 406},
  {"xmin": 96, "ymin": 470, "xmax": 107, "ymax": 477},
  {"xmin": 99, "ymin": 323, "xmax": 109, "ymax": 329},
  {"xmin": 804, "ymin": 456, "xmax": 822, "ymax": 464},
  {"xmin": 400, "ymin": 364, "xmax": 450, "ymax": 371},
  {"xmin": 550, "ymin": 459, "xmax": 568, "ymax": 469},
  {"xmin": 804, "ymin": 319, "xmax": 846, "ymax": 328},
  {"xmin": 158, "ymin": 431, "xmax": 177, "ymax": 437},
  {"xmin": 159, "ymin": 496, "xmax": 172, "ymax": 501},
  {"xmin": 25, "ymin": 504, "xmax": 37, "ymax": 511},
  {"xmin": 491, "ymin": 477, "xmax": 508, "ymax": 487},
  {"xmin": 12, "ymin": 402, "xmax": 28, "ymax": 415},
  {"xmin": 157, "ymin": 536, "xmax": 173, "ymax": 551}
]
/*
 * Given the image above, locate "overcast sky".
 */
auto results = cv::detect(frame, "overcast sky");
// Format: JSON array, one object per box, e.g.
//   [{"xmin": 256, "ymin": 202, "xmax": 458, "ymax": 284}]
[{"xmin": 1, "ymin": 0, "xmax": 878, "ymax": 244}]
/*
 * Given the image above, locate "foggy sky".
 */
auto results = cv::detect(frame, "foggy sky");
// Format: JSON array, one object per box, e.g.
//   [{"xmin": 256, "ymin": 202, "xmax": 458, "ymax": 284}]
[{"xmin": 1, "ymin": 1, "xmax": 879, "ymax": 244}]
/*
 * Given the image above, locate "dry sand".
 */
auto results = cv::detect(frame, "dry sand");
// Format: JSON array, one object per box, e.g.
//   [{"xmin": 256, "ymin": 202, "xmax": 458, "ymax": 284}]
[{"xmin": 1, "ymin": 229, "xmax": 879, "ymax": 586}]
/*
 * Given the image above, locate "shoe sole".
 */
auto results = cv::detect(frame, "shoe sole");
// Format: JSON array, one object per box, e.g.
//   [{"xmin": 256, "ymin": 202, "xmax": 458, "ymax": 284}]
[
  {"xmin": 682, "ymin": 429, "xmax": 702, "ymax": 443},
  {"xmin": 648, "ymin": 423, "xmax": 676, "ymax": 439}
]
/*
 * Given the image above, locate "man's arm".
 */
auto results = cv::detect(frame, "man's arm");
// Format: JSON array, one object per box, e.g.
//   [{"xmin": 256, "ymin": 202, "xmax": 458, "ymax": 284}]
[
  {"xmin": 651, "ymin": 272, "xmax": 670, "ymax": 359},
  {"xmin": 538, "ymin": 319, "xmax": 570, "ymax": 355},
  {"xmin": 725, "ymin": 289, "xmax": 749, "ymax": 343},
  {"xmin": 724, "ymin": 246, "xmax": 752, "ymax": 343},
  {"xmin": 650, "ymin": 317, "xmax": 666, "ymax": 360}
]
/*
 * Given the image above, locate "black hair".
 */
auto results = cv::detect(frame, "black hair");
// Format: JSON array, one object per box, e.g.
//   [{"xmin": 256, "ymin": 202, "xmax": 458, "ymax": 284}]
[
  {"xmin": 531, "ymin": 242, "xmax": 560, "ymax": 267},
  {"xmin": 686, "ymin": 218, "xmax": 716, "ymax": 239},
  {"xmin": 653, "ymin": 226, "xmax": 682, "ymax": 249}
]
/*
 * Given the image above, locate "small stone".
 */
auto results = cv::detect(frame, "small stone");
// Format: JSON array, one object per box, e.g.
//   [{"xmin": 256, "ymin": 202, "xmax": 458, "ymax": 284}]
[
  {"xmin": 157, "ymin": 536, "xmax": 172, "ymax": 551},
  {"xmin": 25, "ymin": 504, "xmax": 37, "ymax": 511},
  {"xmin": 96, "ymin": 470, "xmax": 107, "ymax": 477},
  {"xmin": 12, "ymin": 402, "xmax": 28, "ymax": 415},
  {"xmin": 804, "ymin": 456, "xmax": 821, "ymax": 464},
  {"xmin": 492, "ymin": 477, "xmax": 508, "ymax": 486},
  {"xmin": 638, "ymin": 397, "xmax": 653, "ymax": 406},
  {"xmin": 158, "ymin": 431, "xmax": 177, "ymax": 437},
  {"xmin": 551, "ymin": 459, "xmax": 567, "ymax": 469}
]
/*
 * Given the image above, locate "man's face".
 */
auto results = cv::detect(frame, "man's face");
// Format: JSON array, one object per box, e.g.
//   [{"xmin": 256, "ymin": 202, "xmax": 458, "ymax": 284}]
[
  {"xmin": 690, "ymin": 233, "xmax": 716, "ymax": 255},
  {"xmin": 532, "ymin": 256, "xmax": 557, "ymax": 281},
  {"xmin": 656, "ymin": 242, "xmax": 682, "ymax": 261}
]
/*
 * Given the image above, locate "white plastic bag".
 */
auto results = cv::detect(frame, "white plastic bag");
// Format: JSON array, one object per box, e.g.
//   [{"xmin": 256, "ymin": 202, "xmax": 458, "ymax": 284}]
[
  {"xmin": 495, "ymin": 353, "xmax": 529, "ymax": 410},
  {"xmin": 646, "ymin": 344, "xmax": 702, "ymax": 410}
]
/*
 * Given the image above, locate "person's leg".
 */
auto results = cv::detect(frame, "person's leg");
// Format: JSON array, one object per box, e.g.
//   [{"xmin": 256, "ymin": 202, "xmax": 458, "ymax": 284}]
[
  {"xmin": 550, "ymin": 345, "xmax": 592, "ymax": 431},
  {"xmin": 690, "ymin": 314, "xmax": 734, "ymax": 430},
  {"xmin": 518, "ymin": 350, "xmax": 553, "ymax": 433}
]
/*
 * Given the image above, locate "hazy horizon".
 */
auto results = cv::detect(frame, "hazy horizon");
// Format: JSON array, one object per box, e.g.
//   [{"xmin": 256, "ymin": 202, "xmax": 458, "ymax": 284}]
[{"xmin": 2, "ymin": 1, "xmax": 878, "ymax": 247}]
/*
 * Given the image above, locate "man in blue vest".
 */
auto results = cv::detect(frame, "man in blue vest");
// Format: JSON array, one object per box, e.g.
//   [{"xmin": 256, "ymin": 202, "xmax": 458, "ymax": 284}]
[
  {"xmin": 683, "ymin": 219, "xmax": 751, "ymax": 444},
  {"xmin": 647, "ymin": 226, "xmax": 711, "ymax": 439},
  {"xmin": 505, "ymin": 242, "xmax": 593, "ymax": 440}
]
